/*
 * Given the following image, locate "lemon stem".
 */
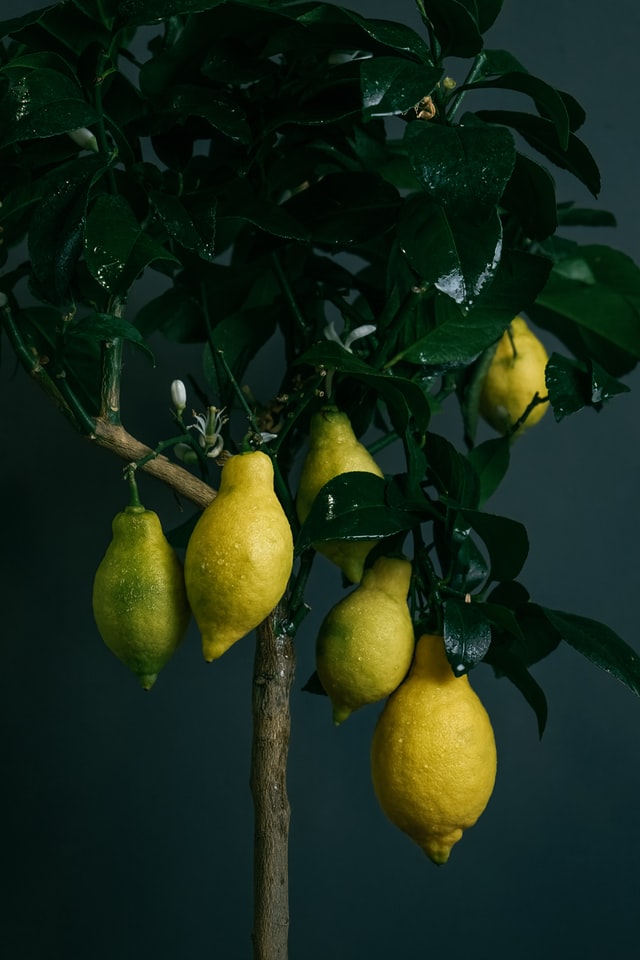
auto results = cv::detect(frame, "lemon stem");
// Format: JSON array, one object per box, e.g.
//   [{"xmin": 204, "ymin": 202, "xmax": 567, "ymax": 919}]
[{"xmin": 125, "ymin": 464, "xmax": 144, "ymax": 511}]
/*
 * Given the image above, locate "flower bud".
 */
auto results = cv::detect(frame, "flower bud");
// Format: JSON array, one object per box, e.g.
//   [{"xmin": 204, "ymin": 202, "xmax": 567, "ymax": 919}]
[
  {"xmin": 174, "ymin": 443, "xmax": 199, "ymax": 465},
  {"xmin": 67, "ymin": 127, "xmax": 99, "ymax": 152},
  {"xmin": 171, "ymin": 379, "xmax": 187, "ymax": 414}
]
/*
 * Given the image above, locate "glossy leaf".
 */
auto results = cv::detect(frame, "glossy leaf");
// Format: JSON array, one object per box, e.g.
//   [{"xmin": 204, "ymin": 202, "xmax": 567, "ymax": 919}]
[
  {"xmin": 84, "ymin": 194, "xmax": 179, "ymax": 294},
  {"xmin": 444, "ymin": 598, "xmax": 492, "ymax": 674},
  {"xmin": 294, "ymin": 341, "xmax": 431, "ymax": 432},
  {"xmin": 535, "ymin": 246, "xmax": 640, "ymax": 359},
  {"xmin": 405, "ymin": 115, "xmax": 516, "ymax": 221},
  {"xmin": 543, "ymin": 609, "xmax": 640, "ymax": 699},
  {"xmin": 149, "ymin": 190, "xmax": 217, "ymax": 262},
  {"xmin": 299, "ymin": 4, "xmax": 433, "ymax": 62},
  {"xmin": 468, "ymin": 437, "xmax": 510, "ymax": 504},
  {"xmin": 296, "ymin": 472, "xmax": 417, "ymax": 551},
  {"xmin": 70, "ymin": 312, "xmax": 154, "ymax": 361},
  {"xmin": 28, "ymin": 154, "xmax": 110, "ymax": 306},
  {"xmin": 500, "ymin": 153, "xmax": 558, "ymax": 241},
  {"xmin": 361, "ymin": 57, "xmax": 441, "ymax": 119},
  {"xmin": 434, "ymin": 522, "xmax": 488, "ymax": 593},
  {"xmin": 461, "ymin": 508, "xmax": 529, "ymax": 583},
  {"xmin": 425, "ymin": 432, "xmax": 480, "ymax": 508},
  {"xmin": 398, "ymin": 194, "xmax": 503, "ymax": 308},
  {"xmin": 557, "ymin": 205, "xmax": 616, "ymax": 228},
  {"xmin": 116, "ymin": 0, "xmax": 225, "ymax": 25},
  {"xmin": 203, "ymin": 305, "xmax": 279, "ymax": 404},
  {"xmin": 546, "ymin": 353, "xmax": 630, "ymax": 421},
  {"xmin": 483, "ymin": 641, "xmax": 548, "ymax": 737},
  {"xmin": 0, "ymin": 67, "xmax": 98, "ymax": 147},
  {"xmin": 475, "ymin": 109, "xmax": 601, "ymax": 196},
  {"xmin": 419, "ymin": 0, "xmax": 483, "ymax": 58},
  {"xmin": 462, "ymin": 72, "xmax": 570, "ymax": 149}
]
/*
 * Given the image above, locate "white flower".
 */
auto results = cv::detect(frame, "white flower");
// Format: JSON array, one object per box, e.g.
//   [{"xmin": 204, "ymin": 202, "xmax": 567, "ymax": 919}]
[
  {"xmin": 324, "ymin": 320, "xmax": 376, "ymax": 352},
  {"xmin": 170, "ymin": 379, "xmax": 187, "ymax": 414},
  {"xmin": 187, "ymin": 406, "xmax": 229, "ymax": 458}
]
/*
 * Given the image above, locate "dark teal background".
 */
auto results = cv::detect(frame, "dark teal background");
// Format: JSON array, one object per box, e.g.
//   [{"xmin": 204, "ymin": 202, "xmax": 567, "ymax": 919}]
[{"xmin": 2, "ymin": 2, "xmax": 640, "ymax": 957}]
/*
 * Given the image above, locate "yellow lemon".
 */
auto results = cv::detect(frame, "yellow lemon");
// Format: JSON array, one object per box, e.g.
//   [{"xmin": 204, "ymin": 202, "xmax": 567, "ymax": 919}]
[
  {"xmin": 92, "ymin": 503, "xmax": 190, "ymax": 690},
  {"xmin": 478, "ymin": 316, "xmax": 549, "ymax": 435},
  {"xmin": 296, "ymin": 407, "xmax": 384, "ymax": 583},
  {"xmin": 371, "ymin": 634, "xmax": 497, "ymax": 864},
  {"xmin": 316, "ymin": 557, "xmax": 415, "ymax": 724},
  {"xmin": 184, "ymin": 451, "xmax": 293, "ymax": 662}
]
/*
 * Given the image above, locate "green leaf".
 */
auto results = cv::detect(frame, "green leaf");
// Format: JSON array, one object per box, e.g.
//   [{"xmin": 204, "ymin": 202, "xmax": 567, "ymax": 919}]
[
  {"xmin": 462, "ymin": 71, "xmax": 570, "ymax": 149},
  {"xmin": 556, "ymin": 204, "xmax": 616, "ymax": 228},
  {"xmin": 545, "ymin": 353, "xmax": 630, "ymax": 421},
  {"xmin": 500, "ymin": 153, "xmax": 558, "ymax": 241},
  {"xmin": 475, "ymin": 109, "xmax": 601, "ymax": 196},
  {"xmin": 460, "ymin": 509, "xmax": 529, "ymax": 583},
  {"xmin": 135, "ymin": 286, "xmax": 205, "ymax": 342},
  {"xmin": 294, "ymin": 341, "xmax": 431, "ymax": 433},
  {"xmin": 542, "ymin": 609, "xmax": 640, "ymax": 699},
  {"xmin": 483, "ymin": 641, "xmax": 548, "ymax": 737},
  {"xmin": 361, "ymin": 57, "xmax": 442, "ymax": 119},
  {"xmin": 0, "ymin": 4, "xmax": 59, "ymax": 40},
  {"xmin": 116, "ymin": 0, "xmax": 225, "ymax": 26},
  {"xmin": 149, "ymin": 189, "xmax": 217, "ymax": 262},
  {"xmin": 397, "ymin": 194, "xmax": 503, "ymax": 308},
  {"xmin": 434, "ymin": 522, "xmax": 488, "ymax": 593},
  {"xmin": 84, "ymin": 193, "xmax": 179, "ymax": 295},
  {"xmin": 28, "ymin": 153, "xmax": 110, "ymax": 306},
  {"xmin": 296, "ymin": 472, "xmax": 417, "ymax": 552},
  {"xmin": 425, "ymin": 432, "xmax": 480, "ymax": 508},
  {"xmin": 282, "ymin": 172, "xmax": 400, "ymax": 244},
  {"xmin": 151, "ymin": 84, "xmax": 250, "ymax": 143},
  {"xmin": 70, "ymin": 312, "xmax": 154, "ymax": 362},
  {"xmin": 0, "ymin": 67, "xmax": 98, "ymax": 147},
  {"xmin": 405, "ymin": 115, "xmax": 516, "ymax": 221},
  {"xmin": 299, "ymin": 5, "xmax": 433, "ymax": 62},
  {"xmin": 419, "ymin": 0, "xmax": 483, "ymax": 58},
  {"xmin": 443, "ymin": 598, "xmax": 492, "ymax": 674},
  {"xmin": 203, "ymin": 305, "xmax": 279, "ymax": 406},
  {"xmin": 535, "ymin": 245, "xmax": 640, "ymax": 359},
  {"xmin": 468, "ymin": 437, "xmax": 510, "ymax": 504}
]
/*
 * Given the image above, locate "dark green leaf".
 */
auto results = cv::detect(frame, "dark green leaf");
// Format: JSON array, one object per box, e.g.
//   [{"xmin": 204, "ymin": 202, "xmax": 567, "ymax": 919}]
[
  {"xmin": 535, "ymin": 245, "xmax": 640, "ymax": 358},
  {"xmin": 296, "ymin": 472, "xmax": 417, "ymax": 551},
  {"xmin": 149, "ymin": 189, "xmax": 216, "ymax": 262},
  {"xmin": 397, "ymin": 194, "xmax": 503, "ymax": 308},
  {"xmin": 443, "ymin": 598, "xmax": 492, "ymax": 674},
  {"xmin": 475, "ymin": 109, "xmax": 601, "ymax": 196},
  {"xmin": 542, "ymin": 608, "xmax": 640, "ymax": 699},
  {"xmin": 484, "ymin": 641, "xmax": 548, "ymax": 737},
  {"xmin": 282, "ymin": 172, "xmax": 400, "ymax": 244},
  {"xmin": 545, "ymin": 353, "xmax": 630, "ymax": 421},
  {"xmin": 501, "ymin": 153, "xmax": 558, "ymax": 241},
  {"xmin": 135, "ymin": 286, "xmax": 205, "ymax": 342},
  {"xmin": 461, "ymin": 509, "xmax": 529, "ymax": 582},
  {"xmin": 487, "ymin": 581, "xmax": 530, "ymax": 607},
  {"xmin": 361, "ymin": 57, "xmax": 442, "ymax": 119},
  {"xmin": 299, "ymin": 5, "xmax": 433, "ymax": 62},
  {"xmin": 302, "ymin": 670, "xmax": 327, "ymax": 696},
  {"xmin": 0, "ymin": 5, "xmax": 57, "ymax": 39},
  {"xmin": 203, "ymin": 306, "xmax": 279, "ymax": 405},
  {"xmin": 468, "ymin": 437, "xmax": 510, "ymax": 504},
  {"xmin": 463, "ymin": 72, "xmax": 570, "ymax": 149},
  {"xmin": 419, "ymin": 0, "xmax": 483, "ymax": 58},
  {"xmin": 425, "ymin": 432, "xmax": 480, "ymax": 508},
  {"xmin": 405, "ymin": 115, "xmax": 516, "ymax": 221},
  {"xmin": 0, "ymin": 67, "xmax": 98, "ymax": 147},
  {"xmin": 84, "ymin": 193, "xmax": 179, "ymax": 295},
  {"xmin": 116, "ymin": 0, "xmax": 224, "ymax": 26},
  {"xmin": 28, "ymin": 153, "xmax": 110, "ymax": 306},
  {"xmin": 70, "ymin": 312, "xmax": 154, "ymax": 361},
  {"xmin": 294, "ymin": 341, "xmax": 431, "ymax": 433},
  {"xmin": 556, "ymin": 204, "xmax": 616, "ymax": 228},
  {"xmin": 153, "ymin": 84, "xmax": 250, "ymax": 143},
  {"xmin": 434, "ymin": 523, "xmax": 488, "ymax": 593}
]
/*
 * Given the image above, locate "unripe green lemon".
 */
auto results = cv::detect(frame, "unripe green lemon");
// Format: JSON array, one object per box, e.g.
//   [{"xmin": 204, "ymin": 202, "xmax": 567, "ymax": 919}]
[
  {"xmin": 184, "ymin": 451, "xmax": 294, "ymax": 662},
  {"xmin": 316, "ymin": 557, "xmax": 415, "ymax": 724},
  {"xmin": 371, "ymin": 634, "xmax": 497, "ymax": 864},
  {"xmin": 92, "ymin": 504, "xmax": 191, "ymax": 690},
  {"xmin": 478, "ymin": 316, "xmax": 549, "ymax": 436},
  {"xmin": 296, "ymin": 407, "xmax": 384, "ymax": 583}
]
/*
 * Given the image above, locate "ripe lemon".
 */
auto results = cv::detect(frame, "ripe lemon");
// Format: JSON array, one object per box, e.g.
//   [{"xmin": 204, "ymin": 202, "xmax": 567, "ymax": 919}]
[
  {"xmin": 478, "ymin": 316, "xmax": 549, "ymax": 435},
  {"xmin": 316, "ymin": 556, "xmax": 415, "ymax": 724},
  {"xmin": 296, "ymin": 407, "xmax": 384, "ymax": 583},
  {"xmin": 184, "ymin": 450, "xmax": 293, "ymax": 662},
  {"xmin": 371, "ymin": 634, "xmax": 497, "ymax": 864},
  {"xmin": 92, "ymin": 503, "xmax": 190, "ymax": 690}
]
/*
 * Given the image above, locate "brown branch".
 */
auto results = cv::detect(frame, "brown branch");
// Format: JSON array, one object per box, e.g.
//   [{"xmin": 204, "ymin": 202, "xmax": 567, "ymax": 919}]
[
  {"xmin": 250, "ymin": 609, "xmax": 295, "ymax": 960},
  {"xmin": 92, "ymin": 418, "xmax": 216, "ymax": 509}
]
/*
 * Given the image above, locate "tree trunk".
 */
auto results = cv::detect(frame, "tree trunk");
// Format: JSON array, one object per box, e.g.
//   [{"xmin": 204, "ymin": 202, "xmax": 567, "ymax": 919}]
[{"xmin": 250, "ymin": 609, "xmax": 295, "ymax": 960}]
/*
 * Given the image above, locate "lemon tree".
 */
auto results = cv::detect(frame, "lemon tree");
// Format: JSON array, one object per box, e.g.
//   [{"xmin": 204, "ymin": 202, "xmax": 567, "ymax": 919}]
[{"xmin": 2, "ymin": 0, "xmax": 640, "ymax": 957}]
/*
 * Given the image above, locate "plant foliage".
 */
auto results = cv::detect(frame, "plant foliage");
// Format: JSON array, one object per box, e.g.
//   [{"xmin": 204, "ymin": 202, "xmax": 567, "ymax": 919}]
[{"xmin": 2, "ymin": 0, "xmax": 640, "ymax": 733}]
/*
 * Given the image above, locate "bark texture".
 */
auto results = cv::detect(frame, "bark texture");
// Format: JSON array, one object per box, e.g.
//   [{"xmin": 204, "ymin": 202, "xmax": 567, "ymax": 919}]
[{"xmin": 250, "ymin": 610, "xmax": 295, "ymax": 960}]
